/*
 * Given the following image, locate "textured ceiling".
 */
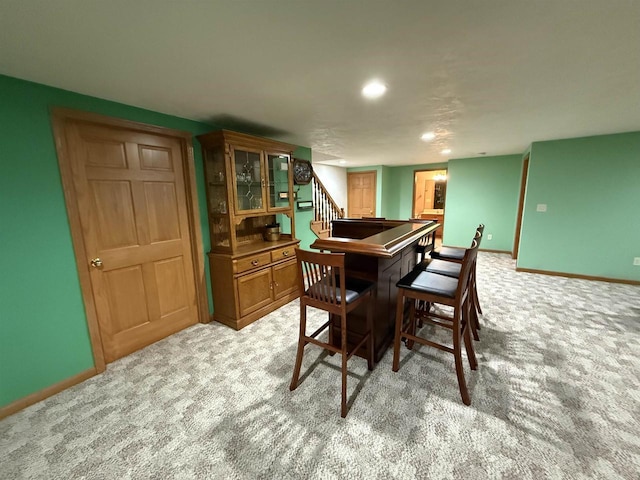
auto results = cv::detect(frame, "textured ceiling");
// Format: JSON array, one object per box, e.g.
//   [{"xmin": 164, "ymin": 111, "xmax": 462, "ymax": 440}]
[{"xmin": 1, "ymin": 0, "xmax": 639, "ymax": 166}]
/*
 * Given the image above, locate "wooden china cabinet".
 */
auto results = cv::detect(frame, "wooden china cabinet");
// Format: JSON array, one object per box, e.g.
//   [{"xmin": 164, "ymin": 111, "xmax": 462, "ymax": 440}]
[{"xmin": 197, "ymin": 130, "xmax": 300, "ymax": 330}]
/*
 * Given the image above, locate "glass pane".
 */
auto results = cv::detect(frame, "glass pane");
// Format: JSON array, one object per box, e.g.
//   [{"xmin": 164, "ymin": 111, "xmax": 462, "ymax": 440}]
[
  {"xmin": 234, "ymin": 149, "xmax": 264, "ymax": 212},
  {"xmin": 204, "ymin": 146, "xmax": 230, "ymax": 248},
  {"xmin": 211, "ymin": 215, "xmax": 231, "ymax": 248},
  {"xmin": 267, "ymin": 153, "xmax": 291, "ymax": 210},
  {"xmin": 205, "ymin": 147, "xmax": 227, "ymax": 214}
]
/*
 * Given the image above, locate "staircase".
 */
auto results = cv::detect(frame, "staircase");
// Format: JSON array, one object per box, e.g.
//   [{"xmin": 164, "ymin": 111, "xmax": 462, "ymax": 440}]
[{"xmin": 310, "ymin": 172, "xmax": 345, "ymax": 238}]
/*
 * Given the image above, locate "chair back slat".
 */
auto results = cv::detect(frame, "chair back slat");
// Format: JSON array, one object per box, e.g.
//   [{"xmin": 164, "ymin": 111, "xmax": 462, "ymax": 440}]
[{"xmin": 295, "ymin": 248, "xmax": 346, "ymax": 306}]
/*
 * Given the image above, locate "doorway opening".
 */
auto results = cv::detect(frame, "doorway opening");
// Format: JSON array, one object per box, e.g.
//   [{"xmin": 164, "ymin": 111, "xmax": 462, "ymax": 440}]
[{"xmin": 412, "ymin": 169, "xmax": 447, "ymax": 239}]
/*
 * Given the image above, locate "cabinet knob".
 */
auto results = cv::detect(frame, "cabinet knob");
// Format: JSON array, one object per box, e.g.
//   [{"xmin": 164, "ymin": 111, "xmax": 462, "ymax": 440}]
[
  {"xmin": 283, "ymin": 250, "xmax": 290, "ymax": 257},
  {"xmin": 251, "ymin": 259, "xmax": 259, "ymax": 266}
]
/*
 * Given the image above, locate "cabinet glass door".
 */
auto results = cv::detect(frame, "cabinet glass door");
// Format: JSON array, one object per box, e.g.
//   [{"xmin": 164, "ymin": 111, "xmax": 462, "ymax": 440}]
[
  {"xmin": 204, "ymin": 146, "xmax": 231, "ymax": 249},
  {"xmin": 266, "ymin": 153, "xmax": 291, "ymax": 211},
  {"xmin": 232, "ymin": 148, "xmax": 265, "ymax": 214}
]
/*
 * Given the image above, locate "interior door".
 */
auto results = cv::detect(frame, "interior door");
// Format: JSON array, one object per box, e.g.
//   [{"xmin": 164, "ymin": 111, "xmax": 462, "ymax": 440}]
[
  {"xmin": 64, "ymin": 120, "xmax": 199, "ymax": 362},
  {"xmin": 347, "ymin": 171, "xmax": 377, "ymax": 218}
]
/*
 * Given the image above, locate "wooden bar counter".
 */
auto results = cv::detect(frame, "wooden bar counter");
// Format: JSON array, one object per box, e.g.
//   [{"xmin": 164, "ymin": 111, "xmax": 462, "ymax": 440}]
[{"xmin": 310, "ymin": 219, "xmax": 440, "ymax": 362}]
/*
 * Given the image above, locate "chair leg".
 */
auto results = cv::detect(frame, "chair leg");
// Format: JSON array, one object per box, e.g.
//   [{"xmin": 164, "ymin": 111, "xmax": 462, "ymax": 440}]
[
  {"xmin": 328, "ymin": 312, "xmax": 336, "ymax": 356},
  {"xmin": 392, "ymin": 291, "xmax": 405, "ymax": 372},
  {"xmin": 367, "ymin": 293, "xmax": 374, "ymax": 371},
  {"xmin": 341, "ymin": 314, "xmax": 348, "ymax": 418},
  {"xmin": 473, "ymin": 268, "xmax": 483, "ymax": 317},
  {"xmin": 453, "ymin": 310, "xmax": 471, "ymax": 406},
  {"xmin": 469, "ymin": 296, "xmax": 480, "ymax": 341},
  {"xmin": 463, "ymin": 319, "xmax": 478, "ymax": 371},
  {"xmin": 407, "ymin": 300, "xmax": 416, "ymax": 350},
  {"xmin": 289, "ymin": 302, "xmax": 307, "ymax": 391}
]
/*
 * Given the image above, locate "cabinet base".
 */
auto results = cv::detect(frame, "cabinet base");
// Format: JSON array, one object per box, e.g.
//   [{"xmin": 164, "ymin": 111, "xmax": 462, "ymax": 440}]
[{"xmin": 213, "ymin": 291, "xmax": 300, "ymax": 330}]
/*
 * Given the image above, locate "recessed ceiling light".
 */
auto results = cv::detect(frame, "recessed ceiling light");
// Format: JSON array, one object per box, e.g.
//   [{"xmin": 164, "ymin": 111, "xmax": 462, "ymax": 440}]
[
  {"xmin": 441, "ymin": 148, "xmax": 452, "ymax": 155},
  {"xmin": 339, "ymin": 160, "xmax": 347, "ymax": 165},
  {"xmin": 362, "ymin": 80, "xmax": 387, "ymax": 99},
  {"xmin": 421, "ymin": 132, "xmax": 436, "ymax": 142}
]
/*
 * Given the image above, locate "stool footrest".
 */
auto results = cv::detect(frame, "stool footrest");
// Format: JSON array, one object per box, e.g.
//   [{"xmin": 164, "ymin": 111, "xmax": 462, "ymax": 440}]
[
  {"xmin": 401, "ymin": 331, "xmax": 454, "ymax": 354},
  {"xmin": 346, "ymin": 333, "xmax": 371, "ymax": 361},
  {"xmin": 304, "ymin": 336, "xmax": 341, "ymax": 354}
]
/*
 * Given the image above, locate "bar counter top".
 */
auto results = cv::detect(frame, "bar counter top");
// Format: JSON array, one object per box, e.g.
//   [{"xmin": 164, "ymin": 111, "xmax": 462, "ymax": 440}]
[{"xmin": 310, "ymin": 219, "xmax": 440, "ymax": 258}]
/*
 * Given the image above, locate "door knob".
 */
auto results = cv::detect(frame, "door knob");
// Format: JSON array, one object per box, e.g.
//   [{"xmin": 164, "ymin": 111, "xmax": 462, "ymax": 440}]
[{"xmin": 90, "ymin": 258, "xmax": 103, "ymax": 268}]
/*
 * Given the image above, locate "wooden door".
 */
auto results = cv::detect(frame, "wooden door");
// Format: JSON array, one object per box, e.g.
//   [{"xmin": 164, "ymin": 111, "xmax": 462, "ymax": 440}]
[
  {"xmin": 347, "ymin": 171, "xmax": 377, "ymax": 218},
  {"xmin": 61, "ymin": 119, "xmax": 199, "ymax": 363}
]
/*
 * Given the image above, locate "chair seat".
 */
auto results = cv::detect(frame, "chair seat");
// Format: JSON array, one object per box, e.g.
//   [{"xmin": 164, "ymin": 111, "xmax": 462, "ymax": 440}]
[
  {"xmin": 396, "ymin": 269, "xmax": 458, "ymax": 298},
  {"xmin": 307, "ymin": 276, "xmax": 375, "ymax": 304},
  {"xmin": 430, "ymin": 246, "xmax": 465, "ymax": 261},
  {"xmin": 425, "ymin": 259, "xmax": 461, "ymax": 278}
]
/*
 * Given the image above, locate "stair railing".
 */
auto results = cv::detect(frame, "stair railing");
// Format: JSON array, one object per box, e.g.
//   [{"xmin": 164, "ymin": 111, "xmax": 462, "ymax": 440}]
[{"xmin": 311, "ymin": 172, "xmax": 345, "ymax": 235}]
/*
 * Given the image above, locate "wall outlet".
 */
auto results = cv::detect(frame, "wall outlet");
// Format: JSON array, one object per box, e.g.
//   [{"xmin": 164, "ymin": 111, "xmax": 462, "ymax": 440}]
[
  {"xmin": 634, "ymin": 257, "xmax": 640, "ymax": 266},
  {"xmin": 536, "ymin": 204, "xmax": 547, "ymax": 212},
  {"xmin": 487, "ymin": 234, "xmax": 493, "ymax": 240}
]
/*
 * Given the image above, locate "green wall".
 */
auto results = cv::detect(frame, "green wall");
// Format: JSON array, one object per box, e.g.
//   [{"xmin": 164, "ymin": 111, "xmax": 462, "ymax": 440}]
[
  {"xmin": 0, "ymin": 74, "xmax": 314, "ymax": 408},
  {"xmin": 0, "ymin": 74, "xmax": 213, "ymax": 407},
  {"xmin": 518, "ymin": 132, "xmax": 640, "ymax": 281},
  {"xmin": 444, "ymin": 155, "xmax": 523, "ymax": 251},
  {"xmin": 295, "ymin": 147, "xmax": 315, "ymax": 250},
  {"xmin": 384, "ymin": 162, "xmax": 449, "ymax": 219}
]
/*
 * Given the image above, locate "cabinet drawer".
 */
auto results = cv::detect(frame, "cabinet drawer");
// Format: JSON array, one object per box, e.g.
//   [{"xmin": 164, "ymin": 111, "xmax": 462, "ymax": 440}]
[
  {"xmin": 235, "ymin": 252, "xmax": 272, "ymax": 274},
  {"xmin": 271, "ymin": 245, "xmax": 295, "ymax": 263}
]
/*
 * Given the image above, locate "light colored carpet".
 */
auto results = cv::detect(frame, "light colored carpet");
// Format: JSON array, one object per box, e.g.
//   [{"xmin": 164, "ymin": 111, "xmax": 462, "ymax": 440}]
[{"xmin": 1, "ymin": 253, "xmax": 639, "ymax": 479}]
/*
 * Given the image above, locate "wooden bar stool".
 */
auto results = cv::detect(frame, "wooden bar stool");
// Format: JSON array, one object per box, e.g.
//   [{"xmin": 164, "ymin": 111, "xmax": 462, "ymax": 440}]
[
  {"xmin": 429, "ymin": 224, "xmax": 484, "ymax": 316},
  {"xmin": 392, "ymin": 239, "xmax": 479, "ymax": 405},
  {"xmin": 290, "ymin": 248, "xmax": 375, "ymax": 418},
  {"xmin": 412, "ymin": 218, "xmax": 439, "ymax": 264},
  {"xmin": 419, "ymin": 229, "xmax": 483, "ymax": 340}
]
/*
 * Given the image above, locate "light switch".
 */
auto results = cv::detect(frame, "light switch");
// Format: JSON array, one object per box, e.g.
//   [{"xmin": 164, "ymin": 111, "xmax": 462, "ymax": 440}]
[{"xmin": 536, "ymin": 204, "xmax": 547, "ymax": 212}]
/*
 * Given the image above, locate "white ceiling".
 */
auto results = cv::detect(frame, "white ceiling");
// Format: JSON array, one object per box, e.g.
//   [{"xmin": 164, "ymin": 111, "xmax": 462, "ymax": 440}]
[{"xmin": 1, "ymin": 1, "xmax": 639, "ymax": 166}]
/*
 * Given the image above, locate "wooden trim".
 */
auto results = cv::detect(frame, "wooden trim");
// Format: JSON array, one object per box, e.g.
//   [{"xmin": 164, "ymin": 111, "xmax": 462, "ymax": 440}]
[
  {"xmin": 513, "ymin": 155, "xmax": 529, "ymax": 259},
  {"xmin": 182, "ymin": 142, "xmax": 211, "ymax": 323},
  {"xmin": 516, "ymin": 267, "xmax": 640, "ymax": 286},
  {"xmin": 0, "ymin": 368, "xmax": 97, "ymax": 420},
  {"xmin": 480, "ymin": 248, "xmax": 512, "ymax": 254},
  {"xmin": 197, "ymin": 129, "xmax": 296, "ymax": 153},
  {"xmin": 51, "ymin": 110, "xmax": 107, "ymax": 373},
  {"xmin": 50, "ymin": 108, "xmax": 210, "ymax": 371}
]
